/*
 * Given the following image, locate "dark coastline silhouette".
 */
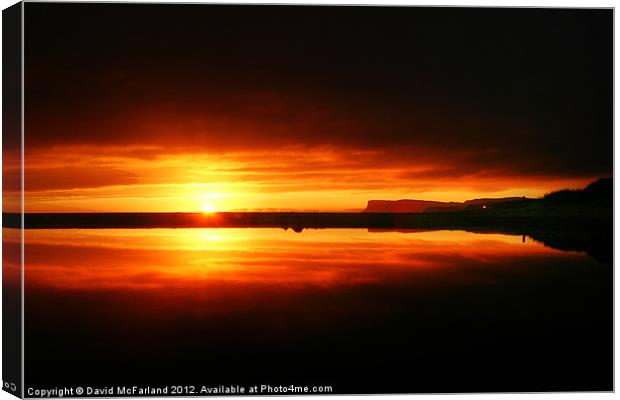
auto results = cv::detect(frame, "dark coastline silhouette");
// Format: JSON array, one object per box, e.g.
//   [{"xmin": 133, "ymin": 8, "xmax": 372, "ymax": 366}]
[
  {"xmin": 364, "ymin": 197, "xmax": 526, "ymax": 213},
  {"xmin": 4, "ymin": 178, "xmax": 612, "ymax": 261}
]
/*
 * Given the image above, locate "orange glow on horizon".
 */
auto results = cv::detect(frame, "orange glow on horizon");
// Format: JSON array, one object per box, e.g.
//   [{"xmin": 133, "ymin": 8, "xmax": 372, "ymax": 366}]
[{"xmin": 10, "ymin": 145, "xmax": 600, "ymax": 213}]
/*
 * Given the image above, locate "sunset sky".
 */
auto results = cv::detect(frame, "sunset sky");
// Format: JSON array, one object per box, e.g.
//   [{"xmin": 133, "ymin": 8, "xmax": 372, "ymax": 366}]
[{"xmin": 16, "ymin": 4, "xmax": 612, "ymax": 212}]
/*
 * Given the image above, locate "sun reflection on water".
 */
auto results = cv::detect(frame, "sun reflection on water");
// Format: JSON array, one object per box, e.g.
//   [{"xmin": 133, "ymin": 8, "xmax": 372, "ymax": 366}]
[{"xmin": 16, "ymin": 228, "xmax": 583, "ymax": 293}]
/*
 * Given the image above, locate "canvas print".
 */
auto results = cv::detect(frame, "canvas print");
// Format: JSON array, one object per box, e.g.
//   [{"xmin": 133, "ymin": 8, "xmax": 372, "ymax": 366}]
[{"xmin": 2, "ymin": 3, "xmax": 613, "ymax": 397}]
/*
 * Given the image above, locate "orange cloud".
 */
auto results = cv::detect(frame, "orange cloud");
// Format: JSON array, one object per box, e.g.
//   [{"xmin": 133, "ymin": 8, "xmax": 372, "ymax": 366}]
[{"xmin": 18, "ymin": 145, "xmax": 597, "ymax": 212}]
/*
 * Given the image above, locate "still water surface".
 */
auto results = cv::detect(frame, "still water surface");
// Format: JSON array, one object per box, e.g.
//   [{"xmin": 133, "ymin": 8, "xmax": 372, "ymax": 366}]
[{"xmin": 17, "ymin": 228, "xmax": 612, "ymax": 392}]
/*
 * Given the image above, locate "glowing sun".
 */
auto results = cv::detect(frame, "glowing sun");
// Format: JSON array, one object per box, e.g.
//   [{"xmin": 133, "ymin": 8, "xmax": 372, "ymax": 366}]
[{"xmin": 201, "ymin": 203, "xmax": 216, "ymax": 213}]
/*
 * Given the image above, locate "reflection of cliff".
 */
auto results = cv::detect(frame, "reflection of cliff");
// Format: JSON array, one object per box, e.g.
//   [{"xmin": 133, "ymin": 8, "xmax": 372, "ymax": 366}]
[
  {"xmin": 526, "ymin": 228, "xmax": 612, "ymax": 264},
  {"xmin": 11, "ymin": 210, "xmax": 612, "ymax": 264},
  {"xmin": 369, "ymin": 223, "xmax": 612, "ymax": 264}
]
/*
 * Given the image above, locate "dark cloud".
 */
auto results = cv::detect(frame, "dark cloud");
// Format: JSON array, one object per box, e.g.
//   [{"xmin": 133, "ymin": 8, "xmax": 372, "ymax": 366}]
[{"xmin": 25, "ymin": 4, "xmax": 612, "ymax": 179}]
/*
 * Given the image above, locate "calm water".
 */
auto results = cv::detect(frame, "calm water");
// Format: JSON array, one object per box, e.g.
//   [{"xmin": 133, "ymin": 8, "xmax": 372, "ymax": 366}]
[{"xmin": 15, "ymin": 228, "xmax": 612, "ymax": 393}]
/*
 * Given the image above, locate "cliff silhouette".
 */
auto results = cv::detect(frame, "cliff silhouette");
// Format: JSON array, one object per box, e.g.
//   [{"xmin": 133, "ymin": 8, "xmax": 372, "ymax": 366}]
[
  {"xmin": 365, "ymin": 197, "xmax": 527, "ymax": 213},
  {"xmin": 364, "ymin": 178, "xmax": 612, "ymax": 214},
  {"xmin": 364, "ymin": 199, "xmax": 461, "ymax": 213}
]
